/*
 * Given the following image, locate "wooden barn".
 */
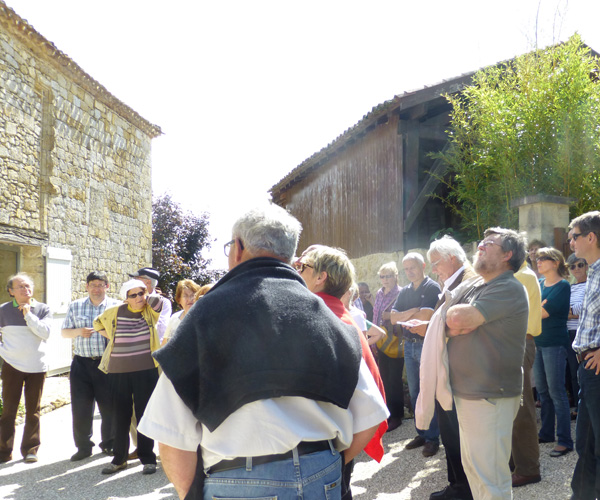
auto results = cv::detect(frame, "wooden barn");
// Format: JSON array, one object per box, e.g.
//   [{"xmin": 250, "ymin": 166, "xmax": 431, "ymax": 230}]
[{"xmin": 270, "ymin": 73, "xmax": 476, "ymax": 258}]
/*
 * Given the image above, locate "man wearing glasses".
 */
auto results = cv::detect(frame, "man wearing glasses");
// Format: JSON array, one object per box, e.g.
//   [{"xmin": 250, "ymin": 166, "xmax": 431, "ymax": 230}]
[
  {"xmin": 445, "ymin": 228, "xmax": 528, "ymax": 500},
  {"xmin": 568, "ymin": 211, "xmax": 600, "ymax": 500},
  {"xmin": 0, "ymin": 273, "xmax": 52, "ymax": 464},
  {"xmin": 62, "ymin": 271, "xmax": 120, "ymax": 461},
  {"xmin": 140, "ymin": 204, "xmax": 388, "ymax": 500}
]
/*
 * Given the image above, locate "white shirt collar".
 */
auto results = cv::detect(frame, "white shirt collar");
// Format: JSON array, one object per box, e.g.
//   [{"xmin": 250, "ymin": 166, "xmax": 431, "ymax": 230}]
[{"xmin": 441, "ymin": 265, "xmax": 466, "ymax": 294}]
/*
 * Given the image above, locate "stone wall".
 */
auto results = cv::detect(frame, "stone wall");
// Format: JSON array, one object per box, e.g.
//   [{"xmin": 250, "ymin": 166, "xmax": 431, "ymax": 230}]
[{"xmin": 0, "ymin": 6, "xmax": 160, "ymax": 300}]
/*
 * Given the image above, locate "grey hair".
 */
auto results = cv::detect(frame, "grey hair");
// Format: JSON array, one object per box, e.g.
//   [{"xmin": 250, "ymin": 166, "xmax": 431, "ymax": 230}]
[
  {"xmin": 566, "ymin": 253, "xmax": 587, "ymax": 266},
  {"xmin": 7, "ymin": 272, "xmax": 34, "ymax": 292},
  {"xmin": 427, "ymin": 235, "xmax": 467, "ymax": 264},
  {"xmin": 232, "ymin": 204, "xmax": 302, "ymax": 263},
  {"xmin": 403, "ymin": 252, "xmax": 425, "ymax": 265},
  {"xmin": 484, "ymin": 227, "xmax": 528, "ymax": 272}
]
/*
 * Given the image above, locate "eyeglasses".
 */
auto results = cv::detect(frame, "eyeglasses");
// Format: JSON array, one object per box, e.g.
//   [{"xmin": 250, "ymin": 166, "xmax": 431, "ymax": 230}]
[
  {"xmin": 127, "ymin": 291, "xmax": 146, "ymax": 299},
  {"xmin": 478, "ymin": 240, "xmax": 501, "ymax": 249},
  {"xmin": 570, "ymin": 262, "xmax": 587, "ymax": 270},
  {"xmin": 295, "ymin": 262, "xmax": 313, "ymax": 274},
  {"xmin": 88, "ymin": 283, "xmax": 107, "ymax": 289},
  {"xmin": 430, "ymin": 259, "xmax": 443, "ymax": 268},
  {"xmin": 380, "ymin": 274, "xmax": 395, "ymax": 279},
  {"xmin": 536, "ymin": 256, "xmax": 554, "ymax": 263},
  {"xmin": 224, "ymin": 238, "xmax": 244, "ymax": 257},
  {"xmin": 568, "ymin": 232, "xmax": 588, "ymax": 243},
  {"xmin": 12, "ymin": 284, "xmax": 32, "ymax": 291}
]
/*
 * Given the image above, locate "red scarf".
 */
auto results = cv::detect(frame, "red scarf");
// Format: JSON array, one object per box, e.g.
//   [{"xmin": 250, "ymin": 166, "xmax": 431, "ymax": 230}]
[{"xmin": 316, "ymin": 292, "xmax": 388, "ymax": 462}]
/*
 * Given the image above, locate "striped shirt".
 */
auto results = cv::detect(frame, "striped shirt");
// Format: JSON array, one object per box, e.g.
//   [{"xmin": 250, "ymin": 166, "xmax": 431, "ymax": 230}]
[
  {"xmin": 567, "ymin": 281, "xmax": 587, "ymax": 332},
  {"xmin": 574, "ymin": 259, "xmax": 600, "ymax": 353},
  {"xmin": 107, "ymin": 299, "xmax": 161, "ymax": 373},
  {"xmin": 62, "ymin": 296, "xmax": 121, "ymax": 358}
]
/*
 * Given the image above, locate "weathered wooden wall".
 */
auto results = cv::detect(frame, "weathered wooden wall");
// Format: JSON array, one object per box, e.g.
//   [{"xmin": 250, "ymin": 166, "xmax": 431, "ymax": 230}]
[{"xmin": 284, "ymin": 116, "xmax": 402, "ymax": 258}]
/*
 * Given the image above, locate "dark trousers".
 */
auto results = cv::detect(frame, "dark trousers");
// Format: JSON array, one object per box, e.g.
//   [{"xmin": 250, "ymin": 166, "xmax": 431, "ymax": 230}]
[
  {"xmin": 436, "ymin": 400, "xmax": 473, "ymax": 498},
  {"xmin": 109, "ymin": 368, "xmax": 158, "ymax": 466},
  {"xmin": 70, "ymin": 355, "xmax": 113, "ymax": 452},
  {"xmin": 0, "ymin": 362, "xmax": 46, "ymax": 459},
  {"xmin": 511, "ymin": 336, "xmax": 540, "ymax": 476},
  {"xmin": 378, "ymin": 354, "xmax": 404, "ymax": 418},
  {"xmin": 571, "ymin": 363, "xmax": 600, "ymax": 499}
]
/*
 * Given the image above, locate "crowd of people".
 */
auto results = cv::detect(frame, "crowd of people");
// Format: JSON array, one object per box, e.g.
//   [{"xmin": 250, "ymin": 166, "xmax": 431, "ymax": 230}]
[{"xmin": 1, "ymin": 205, "xmax": 600, "ymax": 500}]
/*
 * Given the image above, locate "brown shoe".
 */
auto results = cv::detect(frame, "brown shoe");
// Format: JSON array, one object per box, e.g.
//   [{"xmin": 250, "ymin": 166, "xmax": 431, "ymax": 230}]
[
  {"xmin": 512, "ymin": 473, "xmax": 541, "ymax": 487},
  {"xmin": 422, "ymin": 441, "xmax": 439, "ymax": 457},
  {"xmin": 405, "ymin": 436, "xmax": 426, "ymax": 449},
  {"xmin": 127, "ymin": 450, "xmax": 139, "ymax": 460}
]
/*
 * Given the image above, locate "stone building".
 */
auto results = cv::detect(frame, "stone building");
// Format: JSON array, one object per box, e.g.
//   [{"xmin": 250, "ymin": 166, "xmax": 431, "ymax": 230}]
[{"xmin": 0, "ymin": 2, "xmax": 161, "ymax": 372}]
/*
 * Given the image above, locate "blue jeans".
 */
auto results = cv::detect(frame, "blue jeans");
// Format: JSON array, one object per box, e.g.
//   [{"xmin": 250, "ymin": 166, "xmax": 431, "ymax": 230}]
[
  {"xmin": 404, "ymin": 340, "xmax": 439, "ymax": 443},
  {"xmin": 204, "ymin": 449, "xmax": 342, "ymax": 500},
  {"xmin": 533, "ymin": 345, "xmax": 573, "ymax": 448},
  {"xmin": 572, "ymin": 363, "xmax": 600, "ymax": 499}
]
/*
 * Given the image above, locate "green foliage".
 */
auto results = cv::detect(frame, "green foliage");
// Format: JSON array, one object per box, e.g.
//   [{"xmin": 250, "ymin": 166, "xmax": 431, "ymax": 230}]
[
  {"xmin": 152, "ymin": 194, "xmax": 225, "ymax": 304},
  {"xmin": 434, "ymin": 34, "xmax": 600, "ymax": 239}
]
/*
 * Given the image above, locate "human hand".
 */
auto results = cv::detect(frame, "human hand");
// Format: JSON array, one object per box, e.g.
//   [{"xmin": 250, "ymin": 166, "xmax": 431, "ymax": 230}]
[
  {"xmin": 584, "ymin": 350, "xmax": 600, "ymax": 375},
  {"xmin": 80, "ymin": 328, "xmax": 94, "ymax": 338},
  {"xmin": 19, "ymin": 303, "xmax": 31, "ymax": 317},
  {"xmin": 405, "ymin": 319, "xmax": 429, "ymax": 337}
]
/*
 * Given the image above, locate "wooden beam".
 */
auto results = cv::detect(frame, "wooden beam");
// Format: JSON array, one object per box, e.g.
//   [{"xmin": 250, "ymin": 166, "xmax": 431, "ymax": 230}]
[{"xmin": 403, "ymin": 143, "xmax": 450, "ymax": 233}]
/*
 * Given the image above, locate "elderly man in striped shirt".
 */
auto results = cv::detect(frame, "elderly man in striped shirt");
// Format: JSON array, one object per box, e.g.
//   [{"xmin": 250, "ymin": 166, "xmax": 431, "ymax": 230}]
[{"xmin": 569, "ymin": 211, "xmax": 600, "ymax": 500}]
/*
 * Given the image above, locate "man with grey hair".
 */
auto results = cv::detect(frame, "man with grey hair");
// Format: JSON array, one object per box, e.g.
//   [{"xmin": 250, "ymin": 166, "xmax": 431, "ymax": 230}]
[
  {"xmin": 445, "ymin": 227, "xmax": 529, "ymax": 500},
  {"xmin": 409, "ymin": 236, "xmax": 476, "ymax": 500},
  {"xmin": 0, "ymin": 273, "xmax": 52, "ymax": 464},
  {"xmin": 390, "ymin": 252, "xmax": 441, "ymax": 457},
  {"xmin": 139, "ymin": 204, "xmax": 388, "ymax": 499}
]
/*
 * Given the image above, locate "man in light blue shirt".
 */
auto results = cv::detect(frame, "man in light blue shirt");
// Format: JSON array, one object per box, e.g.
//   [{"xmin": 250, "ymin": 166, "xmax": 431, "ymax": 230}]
[{"xmin": 569, "ymin": 211, "xmax": 600, "ymax": 500}]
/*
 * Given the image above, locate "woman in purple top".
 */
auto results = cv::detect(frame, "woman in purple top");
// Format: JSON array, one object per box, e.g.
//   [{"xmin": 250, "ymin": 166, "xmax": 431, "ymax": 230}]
[{"xmin": 373, "ymin": 261, "xmax": 404, "ymax": 432}]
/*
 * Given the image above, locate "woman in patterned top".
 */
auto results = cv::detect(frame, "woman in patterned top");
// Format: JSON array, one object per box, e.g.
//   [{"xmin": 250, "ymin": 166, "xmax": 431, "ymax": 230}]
[{"xmin": 94, "ymin": 279, "xmax": 162, "ymax": 476}]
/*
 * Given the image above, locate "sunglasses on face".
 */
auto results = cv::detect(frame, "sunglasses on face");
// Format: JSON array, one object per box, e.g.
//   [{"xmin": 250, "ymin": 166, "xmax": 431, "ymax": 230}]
[
  {"xmin": 294, "ymin": 262, "xmax": 313, "ymax": 274},
  {"xmin": 570, "ymin": 262, "xmax": 587, "ymax": 270},
  {"xmin": 127, "ymin": 291, "xmax": 146, "ymax": 299},
  {"xmin": 536, "ymin": 257, "xmax": 555, "ymax": 263}
]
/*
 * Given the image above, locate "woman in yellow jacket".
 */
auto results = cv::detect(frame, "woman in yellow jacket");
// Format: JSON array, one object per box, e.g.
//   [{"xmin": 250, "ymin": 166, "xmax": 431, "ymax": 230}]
[{"xmin": 94, "ymin": 279, "xmax": 162, "ymax": 476}]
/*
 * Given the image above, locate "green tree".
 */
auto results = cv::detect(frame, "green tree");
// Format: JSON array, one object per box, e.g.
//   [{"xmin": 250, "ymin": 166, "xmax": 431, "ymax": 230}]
[
  {"xmin": 152, "ymin": 194, "xmax": 224, "ymax": 303},
  {"xmin": 434, "ymin": 34, "xmax": 600, "ymax": 239}
]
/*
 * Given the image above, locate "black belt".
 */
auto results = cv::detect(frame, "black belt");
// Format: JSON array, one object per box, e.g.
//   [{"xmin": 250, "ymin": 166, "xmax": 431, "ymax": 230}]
[
  {"xmin": 403, "ymin": 336, "xmax": 424, "ymax": 343},
  {"xmin": 207, "ymin": 440, "xmax": 332, "ymax": 474},
  {"xmin": 577, "ymin": 348, "xmax": 599, "ymax": 364}
]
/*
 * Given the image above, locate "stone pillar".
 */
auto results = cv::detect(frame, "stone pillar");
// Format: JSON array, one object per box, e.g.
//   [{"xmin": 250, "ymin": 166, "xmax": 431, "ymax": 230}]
[{"xmin": 511, "ymin": 194, "xmax": 575, "ymax": 246}]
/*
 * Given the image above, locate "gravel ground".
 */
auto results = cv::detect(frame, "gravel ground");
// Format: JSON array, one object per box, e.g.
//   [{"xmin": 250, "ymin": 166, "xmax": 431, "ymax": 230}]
[{"xmin": 1, "ymin": 375, "xmax": 580, "ymax": 499}]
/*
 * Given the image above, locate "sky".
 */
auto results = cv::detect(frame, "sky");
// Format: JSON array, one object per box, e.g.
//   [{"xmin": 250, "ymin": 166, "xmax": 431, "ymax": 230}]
[{"xmin": 4, "ymin": 0, "xmax": 600, "ymax": 269}]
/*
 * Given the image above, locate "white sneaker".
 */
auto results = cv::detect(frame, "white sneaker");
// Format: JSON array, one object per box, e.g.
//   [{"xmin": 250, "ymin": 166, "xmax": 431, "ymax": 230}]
[{"xmin": 24, "ymin": 454, "xmax": 38, "ymax": 463}]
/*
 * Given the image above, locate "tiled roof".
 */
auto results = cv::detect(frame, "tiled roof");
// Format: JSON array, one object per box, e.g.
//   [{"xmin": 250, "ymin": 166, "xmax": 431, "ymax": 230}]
[
  {"xmin": 0, "ymin": 1, "xmax": 161, "ymax": 138},
  {"xmin": 269, "ymin": 71, "xmax": 475, "ymax": 196},
  {"xmin": 270, "ymin": 40, "xmax": 600, "ymax": 196}
]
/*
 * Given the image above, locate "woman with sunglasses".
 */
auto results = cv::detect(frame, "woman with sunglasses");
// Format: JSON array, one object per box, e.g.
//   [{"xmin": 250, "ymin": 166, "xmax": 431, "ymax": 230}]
[
  {"xmin": 534, "ymin": 247, "xmax": 573, "ymax": 457},
  {"xmin": 566, "ymin": 253, "xmax": 588, "ymax": 419},
  {"xmin": 372, "ymin": 262, "xmax": 404, "ymax": 432},
  {"xmin": 93, "ymin": 279, "xmax": 163, "ymax": 475}
]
